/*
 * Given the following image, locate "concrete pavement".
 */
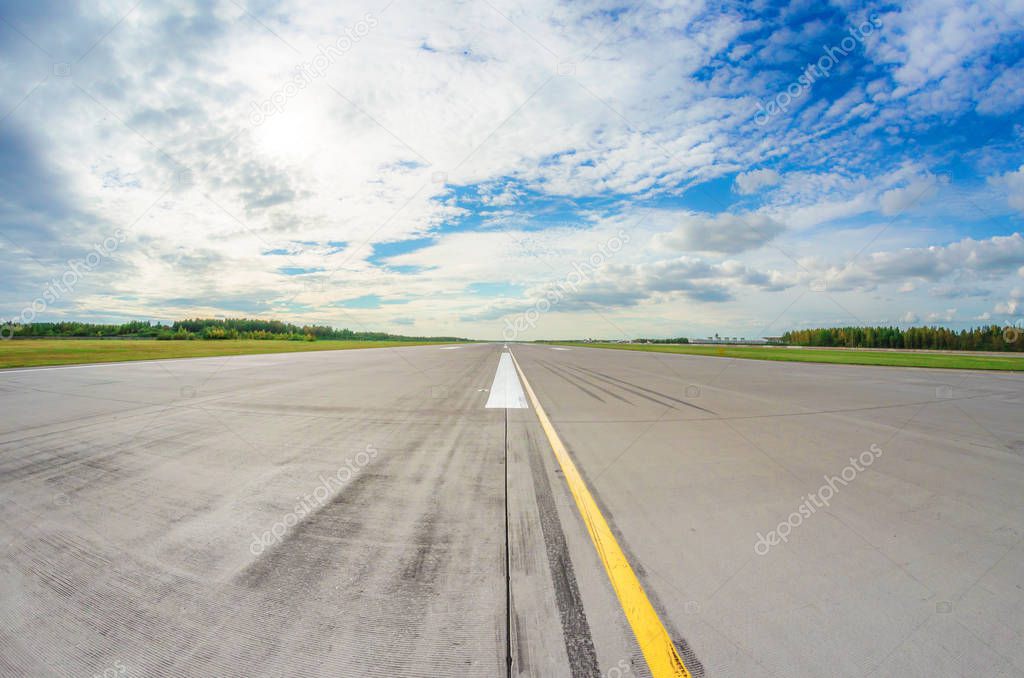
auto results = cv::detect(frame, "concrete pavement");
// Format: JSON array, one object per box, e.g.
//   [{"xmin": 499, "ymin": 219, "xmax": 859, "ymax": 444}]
[
  {"xmin": 511, "ymin": 344, "xmax": 1024, "ymax": 678},
  {"xmin": 1, "ymin": 342, "xmax": 1022, "ymax": 677},
  {"xmin": 1, "ymin": 345, "xmax": 509, "ymax": 676}
]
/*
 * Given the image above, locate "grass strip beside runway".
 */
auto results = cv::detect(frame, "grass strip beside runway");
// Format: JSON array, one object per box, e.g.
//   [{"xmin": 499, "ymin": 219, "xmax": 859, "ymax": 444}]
[
  {"xmin": 0, "ymin": 339, "xmax": 461, "ymax": 369},
  {"xmin": 546, "ymin": 343, "xmax": 1024, "ymax": 371}
]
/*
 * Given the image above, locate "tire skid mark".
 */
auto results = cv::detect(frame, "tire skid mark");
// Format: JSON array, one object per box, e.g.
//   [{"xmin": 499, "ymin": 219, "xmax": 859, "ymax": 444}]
[
  {"xmin": 512, "ymin": 350, "xmax": 698, "ymax": 678},
  {"xmin": 398, "ymin": 436, "xmax": 460, "ymax": 585},
  {"xmin": 223, "ymin": 352, "xmax": 501, "ymax": 675},
  {"xmin": 535, "ymin": 360, "xmax": 606, "ymax": 403},
  {"xmin": 565, "ymin": 366, "xmax": 675, "ymax": 409},
  {"xmin": 234, "ymin": 469, "xmax": 392, "ymax": 589},
  {"xmin": 1, "ymin": 346, "xmax": 509, "ymax": 676},
  {"xmin": 539, "ymin": 360, "xmax": 633, "ymax": 405},
  {"xmin": 566, "ymin": 364, "xmax": 715, "ymax": 414},
  {"xmin": 523, "ymin": 425, "xmax": 601, "ymax": 677}
]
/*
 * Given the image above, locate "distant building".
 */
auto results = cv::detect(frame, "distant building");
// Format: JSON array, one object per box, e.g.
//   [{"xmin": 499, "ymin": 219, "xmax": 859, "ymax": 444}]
[{"xmin": 691, "ymin": 335, "xmax": 772, "ymax": 346}]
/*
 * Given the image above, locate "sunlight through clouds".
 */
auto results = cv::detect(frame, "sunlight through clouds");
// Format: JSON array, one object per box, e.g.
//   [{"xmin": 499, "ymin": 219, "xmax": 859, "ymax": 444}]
[{"xmin": 1, "ymin": 0, "xmax": 1023, "ymax": 338}]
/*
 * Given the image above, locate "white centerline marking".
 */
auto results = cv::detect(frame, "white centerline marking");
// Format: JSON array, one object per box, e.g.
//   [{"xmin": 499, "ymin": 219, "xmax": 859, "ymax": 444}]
[
  {"xmin": 551, "ymin": 347, "xmax": 571, "ymax": 351},
  {"xmin": 439, "ymin": 346, "xmax": 463, "ymax": 350},
  {"xmin": 485, "ymin": 352, "xmax": 528, "ymax": 409}
]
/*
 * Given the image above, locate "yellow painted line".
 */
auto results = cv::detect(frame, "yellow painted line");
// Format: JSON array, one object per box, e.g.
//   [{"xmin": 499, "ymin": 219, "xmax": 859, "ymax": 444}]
[{"xmin": 509, "ymin": 351, "xmax": 692, "ymax": 678}]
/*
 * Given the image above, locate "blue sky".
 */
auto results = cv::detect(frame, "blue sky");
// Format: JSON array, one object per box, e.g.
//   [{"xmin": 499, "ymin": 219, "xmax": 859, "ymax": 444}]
[{"xmin": 1, "ymin": 0, "xmax": 1023, "ymax": 339}]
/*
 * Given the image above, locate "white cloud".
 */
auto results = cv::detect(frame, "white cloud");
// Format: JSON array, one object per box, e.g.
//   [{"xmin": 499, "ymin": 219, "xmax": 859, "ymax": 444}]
[
  {"xmin": 925, "ymin": 308, "xmax": 957, "ymax": 322},
  {"xmin": 758, "ymin": 165, "xmax": 937, "ymax": 230},
  {"xmin": 734, "ymin": 168, "xmax": 781, "ymax": 194},
  {"xmin": 822, "ymin": 233, "xmax": 1024, "ymax": 289},
  {"xmin": 879, "ymin": 177, "xmax": 939, "ymax": 216},
  {"xmin": 977, "ymin": 65, "xmax": 1024, "ymax": 115},
  {"xmin": 989, "ymin": 165, "xmax": 1024, "ymax": 212},
  {"xmin": 994, "ymin": 289, "xmax": 1024, "ymax": 316},
  {"xmin": 462, "ymin": 252, "xmax": 796, "ymax": 328},
  {"xmin": 0, "ymin": 0, "xmax": 1021, "ymax": 338},
  {"xmin": 866, "ymin": 0, "xmax": 1024, "ymax": 115},
  {"xmin": 995, "ymin": 300, "xmax": 1020, "ymax": 315},
  {"xmin": 657, "ymin": 212, "xmax": 785, "ymax": 254}
]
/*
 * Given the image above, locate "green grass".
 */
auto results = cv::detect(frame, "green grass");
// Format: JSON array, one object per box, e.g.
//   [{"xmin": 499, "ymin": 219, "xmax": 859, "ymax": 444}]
[
  {"xmin": 0, "ymin": 339, "xmax": 459, "ymax": 369},
  {"xmin": 546, "ymin": 342, "xmax": 1024, "ymax": 371}
]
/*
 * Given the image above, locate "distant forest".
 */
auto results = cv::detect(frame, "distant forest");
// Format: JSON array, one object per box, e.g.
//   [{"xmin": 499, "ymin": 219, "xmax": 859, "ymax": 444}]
[
  {"xmin": 1, "ymin": 319, "xmax": 467, "ymax": 342},
  {"xmin": 781, "ymin": 325, "xmax": 1023, "ymax": 352},
  {"xmin": 637, "ymin": 337, "xmax": 691, "ymax": 344}
]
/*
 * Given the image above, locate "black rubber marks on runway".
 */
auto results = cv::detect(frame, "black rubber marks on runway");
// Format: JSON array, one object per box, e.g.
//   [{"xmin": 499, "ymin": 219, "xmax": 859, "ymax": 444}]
[{"xmin": 518, "ymin": 416, "xmax": 600, "ymax": 678}]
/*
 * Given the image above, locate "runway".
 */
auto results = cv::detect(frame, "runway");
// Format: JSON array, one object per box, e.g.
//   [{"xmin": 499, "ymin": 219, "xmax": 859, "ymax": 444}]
[{"xmin": 1, "ymin": 343, "xmax": 1022, "ymax": 677}]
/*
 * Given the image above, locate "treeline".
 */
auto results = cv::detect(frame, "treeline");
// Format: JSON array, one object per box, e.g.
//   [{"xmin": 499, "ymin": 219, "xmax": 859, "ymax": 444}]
[
  {"xmin": 636, "ymin": 337, "xmax": 690, "ymax": 344},
  {"xmin": 1, "ymin": 318, "xmax": 467, "ymax": 343},
  {"xmin": 781, "ymin": 326, "xmax": 1022, "ymax": 351}
]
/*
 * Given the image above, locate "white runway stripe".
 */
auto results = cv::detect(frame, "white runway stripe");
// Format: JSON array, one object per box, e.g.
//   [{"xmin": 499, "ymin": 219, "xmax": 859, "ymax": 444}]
[{"xmin": 484, "ymin": 352, "xmax": 528, "ymax": 408}]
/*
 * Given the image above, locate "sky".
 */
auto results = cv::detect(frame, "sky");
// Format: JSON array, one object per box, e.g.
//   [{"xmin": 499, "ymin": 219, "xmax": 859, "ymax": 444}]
[{"xmin": 1, "ymin": 0, "xmax": 1023, "ymax": 341}]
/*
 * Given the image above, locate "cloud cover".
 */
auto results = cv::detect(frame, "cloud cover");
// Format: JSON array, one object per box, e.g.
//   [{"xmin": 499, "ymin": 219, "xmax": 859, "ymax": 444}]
[{"xmin": 1, "ymin": 0, "xmax": 1023, "ymax": 339}]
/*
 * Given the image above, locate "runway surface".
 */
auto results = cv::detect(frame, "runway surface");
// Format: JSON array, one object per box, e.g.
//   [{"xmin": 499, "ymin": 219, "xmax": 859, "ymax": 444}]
[{"xmin": 1, "ymin": 343, "xmax": 1022, "ymax": 677}]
